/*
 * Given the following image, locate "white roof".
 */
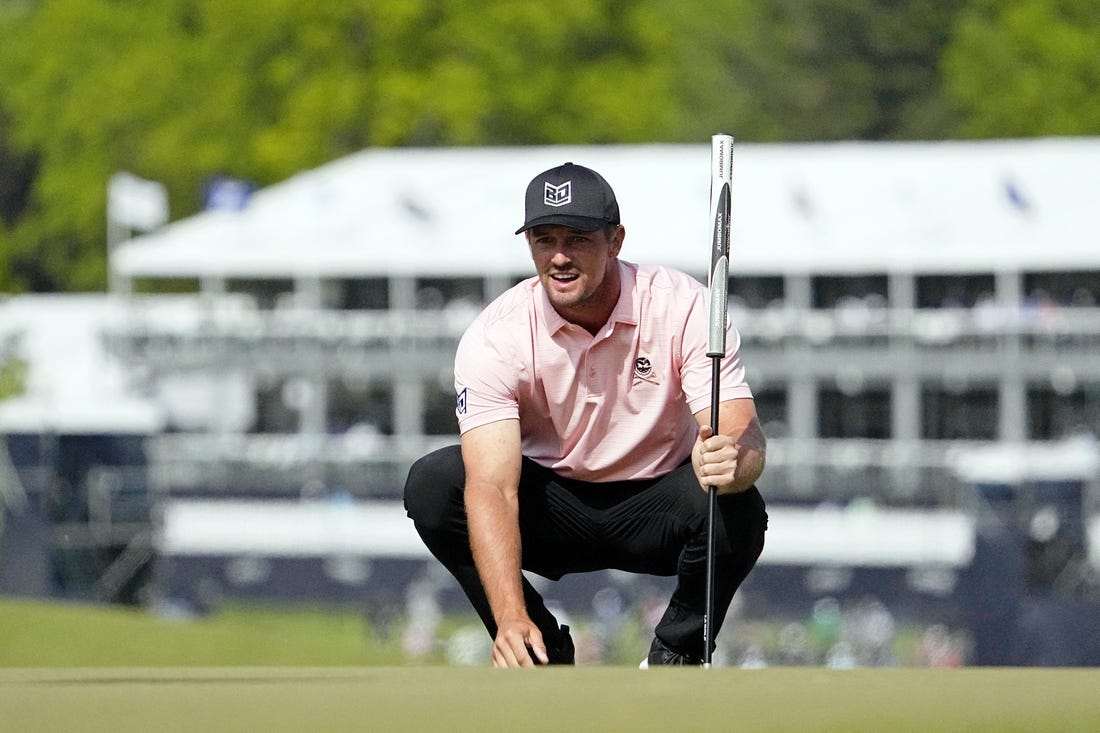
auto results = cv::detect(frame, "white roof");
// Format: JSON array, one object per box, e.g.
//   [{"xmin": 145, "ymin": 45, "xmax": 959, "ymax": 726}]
[{"xmin": 112, "ymin": 138, "xmax": 1100, "ymax": 280}]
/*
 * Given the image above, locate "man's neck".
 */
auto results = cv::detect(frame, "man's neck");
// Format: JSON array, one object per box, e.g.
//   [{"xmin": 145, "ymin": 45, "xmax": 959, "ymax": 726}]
[{"xmin": 562, "ymin": 262, "xmax": 622, "ymax": 335}]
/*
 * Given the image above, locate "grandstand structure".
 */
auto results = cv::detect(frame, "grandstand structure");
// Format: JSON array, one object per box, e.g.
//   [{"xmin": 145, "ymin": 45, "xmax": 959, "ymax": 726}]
[
  {"xmin": 101, "ymin": 140, "xmax": 1100, "ymax": 506},
  {"xmin": 3, "ymin": 140, "xmax": 1099, "ymax": 661}
]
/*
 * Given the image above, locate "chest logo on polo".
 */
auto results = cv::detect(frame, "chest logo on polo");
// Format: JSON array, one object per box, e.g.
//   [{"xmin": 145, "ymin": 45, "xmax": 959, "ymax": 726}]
[
  {"xmin": 633, "ymin": 356, "xmax": 659, "ymax": 386},
  {"xmin": 544, "ymin": 181, "xmax": 572, "ymax": 207}
]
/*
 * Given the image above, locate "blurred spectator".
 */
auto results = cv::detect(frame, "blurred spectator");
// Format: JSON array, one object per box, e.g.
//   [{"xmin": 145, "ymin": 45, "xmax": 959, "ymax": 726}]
[
  {"xmin": 363, "ymin": 588, "xmax": 401, "ymax": 642},
  {"xmin": 847, "ymin": 596, "xmax": 897, "ymax": 666},
  {"xmin": 777, "ymin": 622, "xmax": 814, "ymax": 665},
  {"xmin": 738, "ymin": 642, "xmax": 769, "ymax": 669},
  {"xmin": 809, "ymin": 596, "xmax": 842, "ymax": 651},
  {"xmin": 591, "ymin": 586, "xmax": 625, "ymax": 644},
  {"xmin": 917, "ymin": 624, "xmax": 967, "ymax": 667},
  {"xmin": 445, "ymin": 625, "xmax": 492, "ymax": 666},
  {"xmin": 401, "ymin": 574, "xmax": 441, "ymax": 660},
  {"xmin": 1023, "ymin": 289, "xmax": 1059, "ymax": 334},
  {"xmin": 972, "ymin": 292, "xmax": 1006, "ymax": 336},
  {"xmin": 825, "ymin": 641, "xmax": 857, "ymax": 669},
  {"xmin": 1069, "ymin": 287, "xmax": 1096, "ymax": 308}
]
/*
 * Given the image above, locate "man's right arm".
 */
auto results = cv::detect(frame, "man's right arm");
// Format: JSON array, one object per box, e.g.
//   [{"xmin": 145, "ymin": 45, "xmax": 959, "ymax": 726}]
[{"xmin": 460, "ymin": 419, "xmax": 547, "ymax": 667}]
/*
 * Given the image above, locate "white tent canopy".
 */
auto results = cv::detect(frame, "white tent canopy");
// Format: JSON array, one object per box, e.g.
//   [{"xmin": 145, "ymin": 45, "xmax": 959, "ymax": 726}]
[{"xmin": 111, "ymin": 138, "xmax": 1100, "ymax": 282}]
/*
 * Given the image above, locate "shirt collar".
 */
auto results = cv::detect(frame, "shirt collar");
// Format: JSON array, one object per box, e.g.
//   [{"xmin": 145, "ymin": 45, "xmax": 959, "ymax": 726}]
[{"xmin": 537, "ymin": 260, "xmax": 639, "ymax": 335}]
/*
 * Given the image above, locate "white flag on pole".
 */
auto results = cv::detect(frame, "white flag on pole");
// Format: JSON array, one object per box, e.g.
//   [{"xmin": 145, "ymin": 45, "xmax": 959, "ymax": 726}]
[{"xmin": 108, "ymin": 171, "xmax": 169, "ymax": 231}]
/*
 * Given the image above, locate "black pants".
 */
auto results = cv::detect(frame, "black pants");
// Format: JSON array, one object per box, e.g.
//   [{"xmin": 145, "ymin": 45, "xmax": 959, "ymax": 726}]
[{"xmin": 403, "ymin": 445, "xmax": 767, "ymax": 658}]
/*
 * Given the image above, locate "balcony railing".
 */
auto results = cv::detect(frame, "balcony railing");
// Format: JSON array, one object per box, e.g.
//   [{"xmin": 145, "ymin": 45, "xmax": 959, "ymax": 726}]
[
  {"xmin": 132, "ymin": 433, "xmax": 1100, "ymax": 507},
  {"xmin": 104, "ymin": 303, "xmax": 1100, "ymax": 368}
]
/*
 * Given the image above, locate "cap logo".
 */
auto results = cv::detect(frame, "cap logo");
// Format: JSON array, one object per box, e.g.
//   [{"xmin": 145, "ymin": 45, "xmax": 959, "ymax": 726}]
[{"xmin": 544, "ymin": 181, "xmax": 572, "ymax": 207}]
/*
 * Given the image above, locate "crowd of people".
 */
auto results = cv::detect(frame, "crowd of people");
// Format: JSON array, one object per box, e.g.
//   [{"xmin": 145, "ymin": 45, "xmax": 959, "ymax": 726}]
[{"xmin": 390, "ymin": 571, "xmax": 973, "ymax": 668}]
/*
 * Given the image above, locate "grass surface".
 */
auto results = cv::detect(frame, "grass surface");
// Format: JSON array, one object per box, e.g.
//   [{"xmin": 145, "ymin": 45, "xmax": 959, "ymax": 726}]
[
  {"xmin": 2, "ymin": 599, "xmax": 1098, "ymax": 732},
  {"xmin": 0, "ymin": 597, "xmax": 405, "ymax": 667},
  {"xmin": 2, "ymin": 666, "xmax": 1099, "ymax": 733}
]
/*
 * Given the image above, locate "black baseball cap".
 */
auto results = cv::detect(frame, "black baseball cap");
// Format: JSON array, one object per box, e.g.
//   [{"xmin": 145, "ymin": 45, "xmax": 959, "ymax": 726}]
[{"xmin": 515, "ymin": 162, "xmax": 620, "ymax": 234}]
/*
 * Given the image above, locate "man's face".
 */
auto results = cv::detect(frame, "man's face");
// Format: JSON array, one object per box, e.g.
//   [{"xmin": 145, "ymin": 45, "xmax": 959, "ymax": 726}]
[{"xmin": 526, "ymin": 224, "xmax": 623, "ymax": 319}]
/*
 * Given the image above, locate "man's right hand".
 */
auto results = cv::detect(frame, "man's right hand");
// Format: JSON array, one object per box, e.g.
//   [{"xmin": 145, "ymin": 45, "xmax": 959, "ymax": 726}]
[{"xmin": 491, "ymin": 616, "xmax": 549, "ymax": 668}]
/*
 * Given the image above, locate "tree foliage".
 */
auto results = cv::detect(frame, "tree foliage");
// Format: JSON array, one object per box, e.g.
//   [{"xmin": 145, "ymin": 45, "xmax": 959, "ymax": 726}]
[
  {"xmin": 0, "ymin": 0, "xmax": 1095, "ymax": 292},
  {"xmin": 0, "ymin": 354, "xmax": 27, "ymax": 401},
  {"xmin": 943, "ymin": 0, "xmax": 1100, "ymax": 137},
  {"xmin": 668, "ymin": 0, "xmax": 966, "ymax": 142}
]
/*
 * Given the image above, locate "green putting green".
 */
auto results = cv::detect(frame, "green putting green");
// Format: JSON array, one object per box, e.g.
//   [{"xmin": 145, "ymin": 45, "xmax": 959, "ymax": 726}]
[
  {"xmin": 2, "ymin": 599, "xmax": 1097, "ymax": 732},
  {"xmin": 2, "ymin": 666, "xmax": 1098, "ymax": 733}
]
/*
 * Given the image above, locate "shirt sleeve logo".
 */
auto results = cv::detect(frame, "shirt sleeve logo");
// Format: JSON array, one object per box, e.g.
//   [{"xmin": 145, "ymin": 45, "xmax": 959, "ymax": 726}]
[
  {"xmin": 544, "ymin": 181, "xmax": 572, "ymax": 207},
  {"xmin": 456, "ymin": 388, "xmax": 468, "ymax": 416}
]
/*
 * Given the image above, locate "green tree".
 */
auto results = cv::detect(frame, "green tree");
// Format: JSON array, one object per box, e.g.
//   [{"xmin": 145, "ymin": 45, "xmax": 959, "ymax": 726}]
[
  {"xmin": 0, "ymin": 0, "xmax": 700, "ymax": 292},
  {"xmin": 3, "ymin": 1, "xmax": 1080, "ymax": 294},
  {"xmin": 674, "ymin": 0, "xmax": 966, "ymax": 141},
  {"xmin": 0, "ymin": 354, "xmax": 27, "ymax": 401},
  {"xmin": 942, "ymin": 0, "xmax": 1100, "ymax": 137}
]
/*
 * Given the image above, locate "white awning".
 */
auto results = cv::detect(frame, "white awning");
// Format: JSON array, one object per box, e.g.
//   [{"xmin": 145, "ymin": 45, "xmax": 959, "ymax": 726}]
[{"xmin": 112, "ymin": 138, "xmax": 1100, "ymax": 281}]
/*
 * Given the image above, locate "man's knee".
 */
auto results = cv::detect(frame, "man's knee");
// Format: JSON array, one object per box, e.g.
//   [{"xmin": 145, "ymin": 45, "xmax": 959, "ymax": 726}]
[
  {"xmin": 403, "ymin": 445, "xmax": 465, "ymax": 530},
  {"xmin": 717, "ymin": 486, "xmax": 767, "ymax": 560}
]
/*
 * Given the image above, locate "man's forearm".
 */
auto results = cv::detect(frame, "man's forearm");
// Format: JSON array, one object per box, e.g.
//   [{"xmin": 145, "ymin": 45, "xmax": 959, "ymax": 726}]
[
  {"xmin": 720, "ymin": 411, "xmax": 767, "ymax": 494},
  {"xmin": 465, "ymin": 482, "xmax": 526, "ymax": 623},
  {"xmin": 732, "ymin": 415, "xmax": 766, "ymax": 490},
  {"xmin": 729, "ymin": 444, "xmax": 765, "ymax": 492}
]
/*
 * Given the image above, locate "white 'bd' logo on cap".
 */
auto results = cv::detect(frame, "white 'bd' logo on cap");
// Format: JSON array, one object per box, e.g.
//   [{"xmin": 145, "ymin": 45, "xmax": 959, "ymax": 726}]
[{"xmin": 544, "ymin": 181, "xmax": 572, "ymax": 207}]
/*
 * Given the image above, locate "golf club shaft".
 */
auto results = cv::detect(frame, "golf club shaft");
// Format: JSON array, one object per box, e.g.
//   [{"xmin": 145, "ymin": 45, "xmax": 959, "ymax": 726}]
[{"xmin": 704, "ymin": 133, "xmax": 733, "ymax": 667}]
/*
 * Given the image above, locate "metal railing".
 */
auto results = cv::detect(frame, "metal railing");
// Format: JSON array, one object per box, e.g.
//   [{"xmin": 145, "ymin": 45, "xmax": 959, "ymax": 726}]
[
  {"xmin": 134, "ymin": 433, "xmax": 1100, "ymax": 507},
  {"xmin": 103, "ymin": 303, "xmax": 1100, "ymax": 369},
  {"xmin": 7, "ymin": 433, "xmax": 1096, "ymax": 604}
]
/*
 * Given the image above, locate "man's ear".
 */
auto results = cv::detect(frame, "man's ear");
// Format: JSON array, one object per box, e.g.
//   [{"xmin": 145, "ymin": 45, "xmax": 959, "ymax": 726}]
[{"xmin": 609, "ymin": 225, "xmax": 625, "ymax": 257}]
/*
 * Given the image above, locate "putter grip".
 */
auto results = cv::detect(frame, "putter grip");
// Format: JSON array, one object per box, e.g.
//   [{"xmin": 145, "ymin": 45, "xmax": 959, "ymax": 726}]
[
  {"xmin": 707, "ymin": 256, "xmax": 728, "ymax": 356},
  {"xmin": 707, "ymin": 134, "xmax": 733, "ymax": 358}
]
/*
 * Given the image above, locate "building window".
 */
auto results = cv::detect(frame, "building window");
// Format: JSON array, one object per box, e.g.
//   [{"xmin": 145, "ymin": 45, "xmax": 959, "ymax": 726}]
[
  {"xmin": 227, "ymin": 278, "xmax": 294, "ymax": 310},
  {"xmin": 415, "ymin": 277, "xmax": 485, "ymax": 310},
  {"xmin": 423, "ymin": 381, "xmax": 460, "ymax": 436},
  {"xmin": 1028, "ymin": 383, "xmax": 1100, "ymax": 440},
  {"xmin": 921, "ymin": 384, "xmax": 998, "ymax": 440},
  {"xmin": 916, "ymin": 274, "xmax": 996, "ymax": 309},
  {"xmin": 730, "ymin": 275, "xmax": 785, "ymax": 309},
  {"xmin": 328, "ymin": 278, "xmax": 390, "ymax": 310},
  {"xmin": 753, "ymin": 386, "xmax": 789, "ymax": 439},
  {"xmin": 1023, "ymin": 271, "xmax": 1100, "ymax": 307},
  {"xmin": 811, "ymin": 274, "xmax": 888, "ymax": 309},
  {"xmin": 251, "ymin": 379, "xmax": 300, "ymax": 433},
  {"xmin": 818, "ymin": 385, "xmax": 891, "ymax": 439},
  {"xmin": 327, "ymin": 379, "xmax": 394, "ymax": 436}
]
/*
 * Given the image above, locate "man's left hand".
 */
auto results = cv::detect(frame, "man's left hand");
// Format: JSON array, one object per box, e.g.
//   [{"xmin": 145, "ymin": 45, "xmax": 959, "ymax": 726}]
[{"xmin": 692, "ymin": 424, "xmax": 744, "ymax": 494}]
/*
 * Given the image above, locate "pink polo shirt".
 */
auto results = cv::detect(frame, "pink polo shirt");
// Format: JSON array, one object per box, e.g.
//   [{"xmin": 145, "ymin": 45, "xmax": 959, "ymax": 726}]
[{"xmin": 454, "ymin": 260, "xmax": 752, "ymax": 482}]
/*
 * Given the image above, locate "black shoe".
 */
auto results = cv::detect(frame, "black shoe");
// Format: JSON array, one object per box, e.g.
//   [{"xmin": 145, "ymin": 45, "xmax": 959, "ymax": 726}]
[
  {"xmin": 645, "ymin": 636, "xmax": 703, "ymax": 666},
  {"xmin": 543, "ymin": 624, "xmax": 575, "ymax": 665}
]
